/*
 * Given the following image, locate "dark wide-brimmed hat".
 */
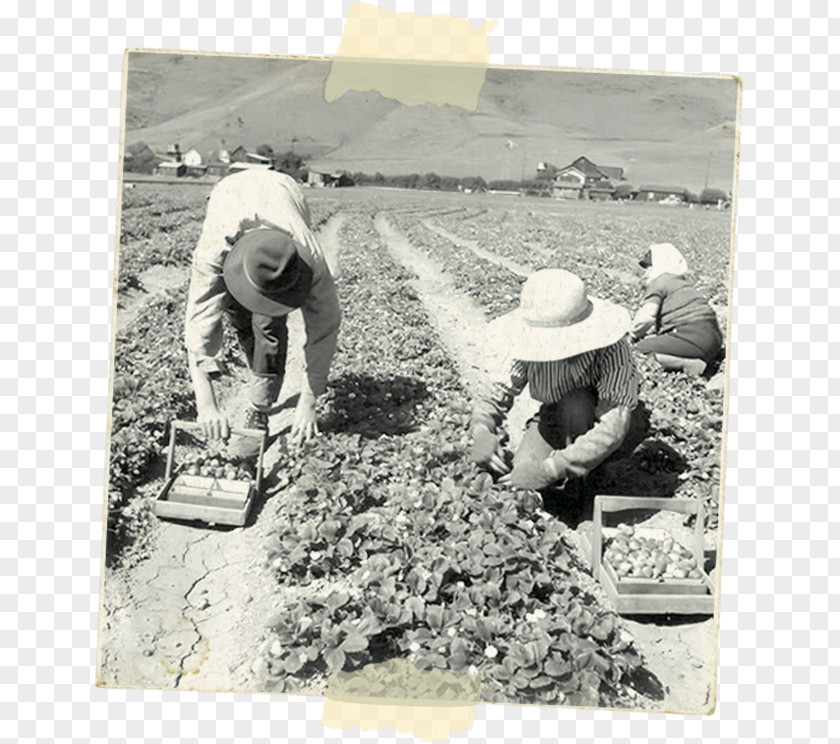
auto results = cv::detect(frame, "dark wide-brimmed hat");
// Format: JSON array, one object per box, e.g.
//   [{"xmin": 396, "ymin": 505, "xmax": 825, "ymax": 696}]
[
  {"xmin": 487, "ymin": 269, "xmax": 630, "ymax": 361},
  {"xmin": 223, "ymin": 228, "xmax": 314, "ymax": 316}
]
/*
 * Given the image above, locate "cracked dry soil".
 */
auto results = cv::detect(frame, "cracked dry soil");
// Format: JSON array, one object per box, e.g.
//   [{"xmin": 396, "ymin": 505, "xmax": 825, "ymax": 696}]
[{"xmin": 97, "ymin": 310, "xmax": 309, "ymax": 693}]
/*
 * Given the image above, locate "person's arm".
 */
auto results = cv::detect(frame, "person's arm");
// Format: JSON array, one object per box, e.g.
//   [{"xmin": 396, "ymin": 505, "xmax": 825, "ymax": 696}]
[
  {"xmin": 630, "ymin": 300, "xmax": 660, "ymax": 341},
  {"xmin": 545, "ymin": 340, "xmax": 639, "ymax": 480},
  {"xmin": 469, "ymin": 358, "xmax": 528, "ymax": 474},
  {"xmin": 187, "ymin": 351, "xmax": 230, "ymax": 440},
  {"xmin": 184, "ymin": 184, "xmax": 237, "ymax": 437},
  {"xmin": 630, "ymin": 275, "xmax": 669, "ymax": 341},
  {"xmin": 292, "ymin": 269, "xmax": 342, "ymax": 444},
  {"xmin": 470, "ymin": 358, "xmax": 528, "ymax": 434}
]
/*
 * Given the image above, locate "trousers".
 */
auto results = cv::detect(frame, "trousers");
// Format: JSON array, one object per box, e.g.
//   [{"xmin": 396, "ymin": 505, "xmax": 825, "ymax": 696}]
[
  {"xmin": 225, "ymin": 297, "xmax": 288, "ymax": 409},
  {"xmin": 513, "ymin": 388, "xmax": 597, "ymax": 470}
]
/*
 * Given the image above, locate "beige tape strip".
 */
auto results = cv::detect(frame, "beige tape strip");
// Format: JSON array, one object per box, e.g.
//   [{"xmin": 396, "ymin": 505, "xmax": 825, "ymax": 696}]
[
  {"xmin": 321, "ymin": 7, "xmax": 495, "ymax": 736},
  {"xmin": 324, "ymin": 2, "xmax": 497, "ymax": 110},
  {"xmin": 322, "ymin": 659, "xmax": 483, "ymax": 741}
]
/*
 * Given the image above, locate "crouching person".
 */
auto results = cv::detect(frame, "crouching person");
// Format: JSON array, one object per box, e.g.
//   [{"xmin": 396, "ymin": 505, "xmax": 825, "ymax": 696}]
[
  {"xmin": 630, "ymin": 242, "xmax": 723, "ymax": 376},
  {"xmin": 469, "ymin": 269, "xmax": 639, "ymax": 493},
  {"xmin": 184, "ymin": 169, "xmax": 341, "ymax": 447}
]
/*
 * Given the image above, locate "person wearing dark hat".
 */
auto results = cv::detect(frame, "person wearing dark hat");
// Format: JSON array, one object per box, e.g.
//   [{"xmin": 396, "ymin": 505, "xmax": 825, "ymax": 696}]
[
  {"xmin": 630, "ymin": 243, "xmax": 723, "ymax": 376},
  {"xmin": 469, "ymin": 269, "xmax": 639, "ymax": 492},
  {"xmin": 184, "ymin": 169, "xmax": 341, "ymax": 445}
]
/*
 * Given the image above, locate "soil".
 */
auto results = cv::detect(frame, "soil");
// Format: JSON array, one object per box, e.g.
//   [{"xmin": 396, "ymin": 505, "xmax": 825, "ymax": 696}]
[{"xmin": 98, "ymin": 210, "xmax": 718, "ymax": 711}]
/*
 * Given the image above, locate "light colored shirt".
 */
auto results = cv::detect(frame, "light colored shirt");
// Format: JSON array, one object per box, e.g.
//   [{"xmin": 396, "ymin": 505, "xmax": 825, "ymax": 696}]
[{"xmin": 184, "ymin": 169, "xmax": 341, "ymax": 396}]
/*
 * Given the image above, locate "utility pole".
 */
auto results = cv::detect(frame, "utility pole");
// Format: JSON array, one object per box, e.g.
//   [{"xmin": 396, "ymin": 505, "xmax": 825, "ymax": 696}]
[{"xmin": 704, "ymin": 150, "xmax": 713, "ymax": 192}]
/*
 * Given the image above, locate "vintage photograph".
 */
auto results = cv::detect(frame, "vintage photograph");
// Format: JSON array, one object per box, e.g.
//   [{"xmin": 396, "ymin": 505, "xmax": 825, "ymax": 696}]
[{"xmin": 98, "ymin": 50, "xmax": 739, "ymax": 714}]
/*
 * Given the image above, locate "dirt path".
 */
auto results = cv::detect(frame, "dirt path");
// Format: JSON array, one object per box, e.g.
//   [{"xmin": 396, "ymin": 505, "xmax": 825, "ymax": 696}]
[
  {"xmin": 373, "ymin": 214, "xmax": 716, "ymax": 713},
  {"xmin": 374, "ymin": 214, "xmax": 539, "ymax": 443},
  {"xmin": 421, "ymin": 219, "xmax": 533, "ymax": 278}
]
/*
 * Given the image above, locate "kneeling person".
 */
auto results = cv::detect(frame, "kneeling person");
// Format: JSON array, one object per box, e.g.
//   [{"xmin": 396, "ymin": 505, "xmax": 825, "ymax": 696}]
[{"xmin": 470, "ymin": 269, "xmax": 639, "ymax": 491}]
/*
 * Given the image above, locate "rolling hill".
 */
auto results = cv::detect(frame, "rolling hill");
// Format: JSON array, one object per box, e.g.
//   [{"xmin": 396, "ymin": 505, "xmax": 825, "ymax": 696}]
[{"xmin": 124, "ymin": 52, "xmax": 739, "ymax": 193}]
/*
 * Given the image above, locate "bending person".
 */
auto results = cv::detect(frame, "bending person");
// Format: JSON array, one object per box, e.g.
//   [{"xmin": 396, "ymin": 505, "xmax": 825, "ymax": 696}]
[{"xmin": 184, "ymin": 168, "xmax": 341, "ymax": 447}]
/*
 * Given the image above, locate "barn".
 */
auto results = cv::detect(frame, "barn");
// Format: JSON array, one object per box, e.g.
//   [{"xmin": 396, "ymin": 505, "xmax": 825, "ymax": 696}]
[{"xmin": 153, "ymin": 161, "xmax": 186, "ymax": 178}]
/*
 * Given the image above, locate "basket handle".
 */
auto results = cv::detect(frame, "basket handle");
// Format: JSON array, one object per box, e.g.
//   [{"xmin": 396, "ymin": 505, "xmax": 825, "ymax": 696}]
[{"xmin": 166, "ymin": 419, "xmax": 268, "ymax": 490}]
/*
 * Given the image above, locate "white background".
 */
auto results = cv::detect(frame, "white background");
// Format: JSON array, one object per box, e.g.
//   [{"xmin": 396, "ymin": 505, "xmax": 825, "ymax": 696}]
[{"xmin": 1, "ymin": 1, "xmax": 835, "ymax": 742}]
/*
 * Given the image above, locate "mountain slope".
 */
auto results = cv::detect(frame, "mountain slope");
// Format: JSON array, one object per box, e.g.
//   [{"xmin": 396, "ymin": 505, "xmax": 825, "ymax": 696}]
[{"xmin": 124, "ymin": 53, "xmax": 738, "ymax": 191}]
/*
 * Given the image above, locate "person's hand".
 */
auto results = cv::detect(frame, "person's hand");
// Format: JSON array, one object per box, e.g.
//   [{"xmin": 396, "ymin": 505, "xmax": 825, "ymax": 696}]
[
  {"xmin": 197, "ymin": 406, "xmax": 230, "ymax": 441},
  {"xmin": 498, "ymin": 458, "xmax": 556, "ymax": 490},
  {"xmin": 290, "ymin": 392, "xmax": 319, "ymax": 447},
  {"xmin": 469, "ymin": 426, "xmax": 510, "ymax": 475}
]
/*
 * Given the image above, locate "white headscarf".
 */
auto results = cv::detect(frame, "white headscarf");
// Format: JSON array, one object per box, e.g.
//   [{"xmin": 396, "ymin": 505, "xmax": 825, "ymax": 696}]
[{"xmin": 643, "ymin": 243, "xmax": 688, "ymax": 283}]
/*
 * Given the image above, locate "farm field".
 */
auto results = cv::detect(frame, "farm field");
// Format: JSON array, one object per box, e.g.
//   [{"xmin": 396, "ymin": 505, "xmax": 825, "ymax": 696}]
[{"xmin": 99, "ymin": 181, "xmax": 730, "ymax": 712}]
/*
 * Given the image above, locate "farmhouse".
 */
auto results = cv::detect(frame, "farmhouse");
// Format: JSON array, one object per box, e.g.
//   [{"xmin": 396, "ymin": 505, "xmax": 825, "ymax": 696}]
[
  {"xmin": 635, "ymin": 185, "xmax": 688, "ymax": 202},
  {"xmin": 548, "ymin": 156, "xmax": 625, "ymax": 200},
  {"xmin": 182, "ymin": 147, "xmax": 203, "ymax": 167},
  {"xmin": 246, "ymin": 152, "xmax": 272, "ymax": 165},
  {"xmin": 228, "ymin": 145, "xmax": 248, "ymax": 163}
]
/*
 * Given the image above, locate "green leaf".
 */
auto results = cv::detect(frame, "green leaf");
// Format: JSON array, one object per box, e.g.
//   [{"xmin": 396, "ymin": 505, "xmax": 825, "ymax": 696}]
[
  {"xmin": 426, "ymin": 605, "xmax": 445, "ymax": 631},
  {"xmin": 340, "ymin": 632, "xmax": 369, "ymax": 654},
  {"xmin": 326, "ymin": 591, "xmax": 350, "ymax": 613},
  {"xmin": 448, "ymin": 651, "xmax": 471, "ymax": 673},
  {"xmin": 475, "ymin": 617, "xmax": 494, "ymax": 642},
  {"xmin": 282, "ymin": 651, "xmax": 307, "ymax": 674},
  {"xmin": 324, "ymin": 647, "xmax": 346, "ymax": 671},
  {"xmin": 405, "ymin": 595, "xmax": 425, "ymax": 621},
  {"xmin": 335, "ymin": 537, "xmax": 354, "ymax": 558},
  {"xmin": 544, "ymin": 655, "xmax": 572, "ymax": 678}
]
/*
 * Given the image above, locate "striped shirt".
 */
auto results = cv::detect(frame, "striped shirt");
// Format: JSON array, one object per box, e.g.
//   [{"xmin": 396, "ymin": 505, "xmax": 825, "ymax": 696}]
[{"xmin": 472, "ymin": 338, "xmax": 639, "ymax": 433}]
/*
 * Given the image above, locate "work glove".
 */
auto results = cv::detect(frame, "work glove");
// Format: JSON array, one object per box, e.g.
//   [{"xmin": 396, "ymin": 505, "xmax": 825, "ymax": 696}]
[{"xmin": 469, "ymin": 425, "xmax": 510, "ymax": 475}]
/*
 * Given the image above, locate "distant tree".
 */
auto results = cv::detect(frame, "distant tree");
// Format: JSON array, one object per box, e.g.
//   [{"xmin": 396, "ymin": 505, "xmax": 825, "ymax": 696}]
[
  {"xmin": 614, "ymin": 182, "xmax": 634, "ymax": 200},
  {"xmin": 519, "ymin": 179, "xmax": 552, "ymax": 197},
  {"xmin": 488, "ymin": 179, "xmax": 521, "ymax": 191},
  {"xmin": 420, "ymin": 173, "xmax": 441, "ymax": 190},
  {"xmin": 272, "ymin": 150, "xmax": 306, "ymax": 180},
  {"xmin": 440, "ymin": 175, "xmax": 459, "ymax": 191},
  {"xmin": 256, "ymin": 143, "xmax": 274, "ymax": 158},
  {"xmin": 406, "ymin": 173, "xmax": 421, "ymax": 189},
  {"xmin": 459, "ymin": 176, "xmax": 487, "ymax": 192},
  {"xmin": 373, "ymin": 172, "xmax": 385, "ymax": 184},
  {"xmin": 698, "ymin": 188, "xmax": 727, "ymax": 204}
]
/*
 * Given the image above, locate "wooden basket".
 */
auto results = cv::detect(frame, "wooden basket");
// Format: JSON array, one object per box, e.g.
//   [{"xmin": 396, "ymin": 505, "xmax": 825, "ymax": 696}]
[
  {"xmin": 152, "ymin": 419, "xmax": 266, "ymax": 527},
  {"xmin": 588, "ymin": 495, "xmax": 715, "ymax": 615}
]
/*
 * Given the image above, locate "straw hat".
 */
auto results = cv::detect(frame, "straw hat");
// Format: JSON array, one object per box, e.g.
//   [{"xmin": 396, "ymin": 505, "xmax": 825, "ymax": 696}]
[
  {"xmin": 223, "ymin": 228, "xmax": 314, "ymax": 316},
  {"xmin": 488, "ymin": 269, "xmax": 630, "ymax": 362}
]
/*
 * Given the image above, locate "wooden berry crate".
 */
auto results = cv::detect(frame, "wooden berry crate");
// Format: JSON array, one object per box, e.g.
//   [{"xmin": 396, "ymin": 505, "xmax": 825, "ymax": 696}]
[
  {"xmin": 586, "ymin": 495, "xmax": 716, "ymax": 615},
  {"xmin": 153, "ymin": 419, "xmax": 266, "ymax": 527}
]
